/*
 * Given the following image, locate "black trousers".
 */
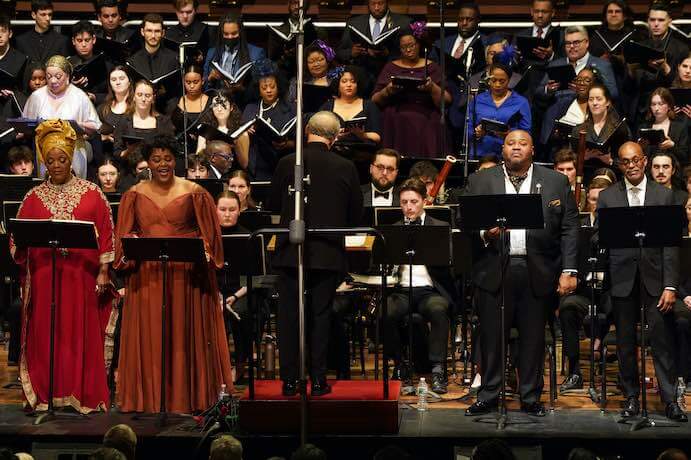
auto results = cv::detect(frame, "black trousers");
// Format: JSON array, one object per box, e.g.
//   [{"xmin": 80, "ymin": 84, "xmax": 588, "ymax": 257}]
[
  {"xmin": 476, "ymin": 257, "xmax": 548, "ymax": 404},
  {"xmin": 277, "ymin": 268, "xmax": 340, "ymax": 382},
  {"xmin": 384, "ymin": 286, "xmax": 449, "ymax": 366},
  {"xmin": 672, "ymin": 300, "xmax": 691, "ymax": 381},
  {"xmin": 224, "ymin": 297, "xmax": 252, "ymax": 368},
  {"xmin": 612, "ymin": 274, "xmax": 677, "ymax": 404}
]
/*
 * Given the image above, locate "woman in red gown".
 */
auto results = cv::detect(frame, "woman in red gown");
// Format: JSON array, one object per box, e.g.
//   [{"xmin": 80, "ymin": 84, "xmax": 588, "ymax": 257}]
[
  {"xmin": 11, "ymin": 119, "xmax": 115, "ymax": 413},
  {"xmin": 114, "ymin": 135, "xmax": 233, "ymax": 413}
]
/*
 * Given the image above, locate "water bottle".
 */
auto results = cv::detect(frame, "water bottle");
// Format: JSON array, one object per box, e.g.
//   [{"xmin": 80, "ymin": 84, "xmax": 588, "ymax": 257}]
[
  {"xmin": 219, "ymin": 383, "xmax": 229, "ymax": 402},
  {"xmin": 417, "ymin": 377, "xmax": 428, "ymax": 412}
]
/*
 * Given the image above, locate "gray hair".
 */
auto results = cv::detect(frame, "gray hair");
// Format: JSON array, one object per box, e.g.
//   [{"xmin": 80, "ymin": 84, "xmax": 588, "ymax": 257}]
[
  {"xmin": 307, "ymin": 111, "xmax": 341, "ymax": 141},
  {"xmin": 564, "ymin": 25, "xmax": 588, "ymax": 39}
]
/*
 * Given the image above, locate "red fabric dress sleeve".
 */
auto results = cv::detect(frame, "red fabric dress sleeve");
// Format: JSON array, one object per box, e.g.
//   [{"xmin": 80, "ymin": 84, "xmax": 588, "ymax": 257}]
[
  {"xmin": 91, "ymin": 188, "xmax": 115, "ymax": 265},
  {"xmin": 113, "ymin": 190, "xmax": 138, "ymax": 271},
  {"xmin": 192, "ymin": 189, "xmax": 224, "ymax": 270}
]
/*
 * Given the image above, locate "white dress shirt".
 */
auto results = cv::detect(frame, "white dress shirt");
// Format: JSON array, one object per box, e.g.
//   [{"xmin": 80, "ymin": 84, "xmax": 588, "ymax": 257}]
[
  {"xmin": 399, "ymin": 212, "xmax": 435, "ymax": 288},
  {"xmin": 371, "ymin": 184, "xmax": 394, "ymax": 207},
  {"xmin": 532, "ymin": 24, "xmax": 552, "ymax": 38},
  {"xmin": 502, "ymin": 164, "xmax": 533, "ymax": 255},
  {"xmin": 451, "ymin": 31, "xmax": 479, "ymax": 59},
  {"xmin": 569, "ymin": 52, "xmax": 590, "ymax": 75}
]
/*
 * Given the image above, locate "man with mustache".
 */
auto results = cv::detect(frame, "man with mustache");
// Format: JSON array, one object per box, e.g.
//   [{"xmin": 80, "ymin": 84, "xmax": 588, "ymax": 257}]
[{"xmin": 650, "ymin": 152, "xmax": 688, "ymax": 206}]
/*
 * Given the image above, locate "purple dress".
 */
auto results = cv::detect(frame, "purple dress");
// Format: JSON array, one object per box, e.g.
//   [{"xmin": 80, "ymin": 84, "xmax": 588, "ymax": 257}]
[{"xmin": 375, "ymin": 61, "xmax": 450, "ymax": 157}]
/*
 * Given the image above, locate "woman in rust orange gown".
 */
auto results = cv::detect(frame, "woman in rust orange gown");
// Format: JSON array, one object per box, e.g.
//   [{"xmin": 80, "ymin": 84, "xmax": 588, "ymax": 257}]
[
  {"xmin": 11, "ymin": 119, "xmax": 115, "ymax": 413},
  {"xmin": 114, "ymin": 134, "xmax": 233, "ymax": 413}
]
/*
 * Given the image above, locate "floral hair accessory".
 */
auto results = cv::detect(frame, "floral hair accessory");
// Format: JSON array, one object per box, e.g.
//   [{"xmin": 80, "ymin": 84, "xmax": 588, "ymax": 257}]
[
  {"xmin": 314, "ymin": 39, "xmax": 336, "ymax": 62},
  {"xmin": 410, "ymin": 21, "xmax": 427, "ymax": 40}
]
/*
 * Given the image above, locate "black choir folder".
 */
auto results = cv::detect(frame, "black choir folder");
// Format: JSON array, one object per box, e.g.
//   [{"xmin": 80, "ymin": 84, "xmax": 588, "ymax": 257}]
[
  {"xmin": 592, "ymin": 30, "xmax": 633, "ymax": 54},
  {"xmin": 72, "ymin": 53, "xmax": 107, "ymax": 85},
  {"xmin": 97, "ymin": 38, "xmax": 133, "ymax": 62},
  {"xmin": 125, "ymin": 62, "xmax": 179, "ymax": 86},
  {"xmin": 671, "ymin": 88, "xmax": 691, "ymax": 108},
  {"xmin": 211, "ymin": 61, "xmax": 253, "ymax": 85},
  {"xmin": 391, "ymin": 75, "xmax": 426, "ymax": 91},
  {"xmin": 638, "ymin": 128, "xmax": 665, "ymax": 145},
  {"xmin": 6, "ymin": 118, "xmax": 86, "ymax": 136},
  {"xmin": 623, "ymin": 40, "xmax": 665, "ymax": 66},
  {"xmin": 196, "ymin": 119, "xmax": 255, "ymax": 144},
  {"xmin": 546, "ymin": 64, "xmax": 576, "ymax": 90},
  {"xmin": 515, "ymin": 35, "xmax": 552, "ymax": 61},
  {"xmin": 302, "ymin": 83, "xmax": 333, "ymax": 113},
  {"xmin": 481, "ymin": 118, "xmax": 509, "ymax": 138},
  {"xmin": 348, "ymin": 25, "xmax": 400, "ymax": 49},
  {"xmin": 343, "ymin": 116, "xmax": 367, "ymax": 131}
]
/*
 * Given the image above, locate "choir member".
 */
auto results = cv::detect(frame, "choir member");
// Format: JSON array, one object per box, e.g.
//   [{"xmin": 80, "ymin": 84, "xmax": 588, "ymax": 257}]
[
  {"xmin": 553, "ymin": 149, "xmax": 586, "ymax": 210},
  {"xmin": 322, "ymin": 66, "xmax": 381, "ymax": 147},
  {"xmin": 648, "ymin": 151, "xmax": 688, "ymax": 205},
  {"xmin": 596, "ymin": 141, "xmax": 686, "ymax": 422},
  {"xmin": 118, "ymin": 150, "xmax": 149, "ymax": 191},
  {"xmin": 26, "ymin": 62, "xmax": 47, "ymax": 93},
  {"xmin": 471, "ymin": 48, "xmax": 531, "ymax": 158},
  {"xmin": 95, "ymin": 0, "xmax": 135, "ymax": 45},
  {"xmin": 206, "ymin": 140, "xmax": 234, "ymax": 181},
  {"xmin": 15, "ymin": 0, "xmax": 69, "ymax": 66},
  {"xmin": 112, "ymin": 80, "xmax": 175, "ymax": 166},
  {"xmin": 372, "ymin": 24, "xmax": 451, "ymax": 157},
  {"xmin": 114, "ymin": 134, "xmax": 233, "ymax": 413},
  {"xmin": 637, "ymin": 87, "xmax": 689, "ymax": 165},
  {"xmin": 672, "ymin": 53, "xmax": 691, "ymax": 121},
  {"xmin": 215, "ymin": 190, "xmax": 251, "ymax": 384},
  {"xmin": 5, "ymin": 145, "xmax": 35, "ymax": 176},
  {"xmin": 0, "ymin": 15, "xmax": 28, "ymax": 90},
  {"xmin": 166, "ymin": 63, "xmax": 211, "ymax": 151},
  {"xmin": 167, "ymin": 0, "xmax": 212, "ymax": 62},
  {"xmin": 0, "ymin": 16, "xmax": 27, "ymax": 141},
  {"xmin": 541, "ymin": 26, "xmax": 618, "ymax": 102},
  {"xmin": 22, "ymin": 55, "xmax": 102, "ymax": 179},
  {"xmin": 241, "ymin": 61, "xmax": 295, "ymax": 181},
  {"xmin": 196, "ymin": 90, "xmax": 249, "ymax": 169},
  {"xmin": 432, "ymin": 3, "xmax": 486, "ymax": 79},
  {"xmin": 11, "ymin": 119, "xmax": 115, "ymax": 413},
  {"xmin": 98, "ymin": 66, "xmax": 133, "ymax": 147},
  {"xmin": 337, "ymin": 0, "xmax": 410, "ymax": 95},
  {"xmin": 267, "ymin": 112, "xmax": 363, "ymax": 397},
  {"xmin": 465, "ymin": 130, "xmax": 578, "ymax": 417},
  {"xmin": 228, "ymin": 170, "xmax": 256, "ymax": 212},
  {"xmin": 385, "ymin": 177, "xmax": 455, "ymax": 394},
  {"xmin": 96, "ymin": 157, "xmax": 122, "ymax": 194},
  {"xmin": 514, "ymin": 0, "xmax": 562, "ymax": 68},
  {"xmin": 68, "ymin": 20, "xmax": 106, "ymax": 104},
  {"xmin": 186, "ymin": 152, "xmax": 210, "ymax": 180},
  {"xmin": 287, "ymin": 40, "xmax": 336, "ymax": 108}
]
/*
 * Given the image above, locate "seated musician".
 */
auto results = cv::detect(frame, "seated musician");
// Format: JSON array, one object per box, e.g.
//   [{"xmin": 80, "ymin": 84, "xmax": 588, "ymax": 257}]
[
  {"xmin": 553, "ymin": 148, "xmax": 586, "ymax": 210},
  {"xmin": 558, "ymin": 176, "xmax": 613, "ymax": 392},
  {"xmin": 384, "ymin": 177, "xmax": 455, "ymax": 394},
  {"xmin": 6, "ymin": 146, "xmax": 35, "ymax": 176},
  {"xmin": 649, "ymin": 151, "xmax": 688, "ymax": 205}
]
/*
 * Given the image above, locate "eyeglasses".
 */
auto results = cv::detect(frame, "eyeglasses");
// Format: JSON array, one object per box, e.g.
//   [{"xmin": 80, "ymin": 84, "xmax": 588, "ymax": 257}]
[
  {"xmin": 618, "ymin": 156, "xmax": 644, "ymax": 167},
  {"xmin": 574, "ymin": 77, "xmax": 593, "ymax": 84},
  {"xmin": 400, "ymin": 43, "xmax": 418, "ymax": 51},
  {"xmin": 213, "ymin": 153, "xmax": 233, "ymax": 161},
  {"xmin": 564, "ymin": 39, "xmax": 586, "ymax": 48},
  {"xmin": 373, "ymin": 164, "xmax": 397, "ymax": 174}
]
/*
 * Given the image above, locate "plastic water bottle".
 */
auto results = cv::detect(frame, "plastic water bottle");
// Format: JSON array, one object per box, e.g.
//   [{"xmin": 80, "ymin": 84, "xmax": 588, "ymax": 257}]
[
  {"xmin": 417, "ymin": 378, "xmax": 428, "ymax": 412},
  {"xmin": 219, "ymin": 383, "xmax": 229, "ymax": 402}
]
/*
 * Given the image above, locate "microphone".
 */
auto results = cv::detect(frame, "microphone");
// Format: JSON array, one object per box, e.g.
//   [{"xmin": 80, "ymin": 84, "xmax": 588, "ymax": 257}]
[
  {"xmin": 465, "ymin": 47, "xmax": 474, "ymax": 74},
  {"xmin": 536, "ymin": 183, "xmax": 542, "ymax": 194}
]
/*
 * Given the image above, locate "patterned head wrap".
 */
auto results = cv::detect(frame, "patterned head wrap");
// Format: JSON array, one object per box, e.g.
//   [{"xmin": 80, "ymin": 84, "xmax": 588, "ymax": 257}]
[
  {"xmin": 45, "ymin": 55, "xmax": 73, "ymax": 77},
  {"xmin": 35, "ymin": 119, "xmax": 77, "ymax": 164}
]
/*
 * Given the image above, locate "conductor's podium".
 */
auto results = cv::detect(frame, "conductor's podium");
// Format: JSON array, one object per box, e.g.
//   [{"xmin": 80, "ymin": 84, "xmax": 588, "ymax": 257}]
[{"xmin": 239, "ymin": 380, "xmax": 401, "ymax": 434}]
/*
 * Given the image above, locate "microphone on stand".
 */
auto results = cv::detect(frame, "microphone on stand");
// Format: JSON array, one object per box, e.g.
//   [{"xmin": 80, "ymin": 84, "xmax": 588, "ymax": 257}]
[{"xmin": 465, "ymin": 46, "xmax": 474, "ymax": 76}]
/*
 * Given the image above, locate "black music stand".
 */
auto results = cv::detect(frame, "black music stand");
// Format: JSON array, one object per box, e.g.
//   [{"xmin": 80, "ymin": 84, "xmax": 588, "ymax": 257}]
[
  {"xmin": 8, "ymin": 218, "xmax": 97, "ymax": 424},
  {"xmin": 222, "ymin": 234, "xmax": 266, "ymax": 400},
  {"xmin": 121, "ymin": 237, "xmax": 206, "ymax": 427},
  {"xmin": 458, "ymin": 194, "xmax": 544, "ymax": 430},
  {"xmin": 373, "ymin": 224, "xmax": 451, "ymax": 396},
  {"xmin": 599, "ymin": 205, "xmax": 684, "ymax": 432}
]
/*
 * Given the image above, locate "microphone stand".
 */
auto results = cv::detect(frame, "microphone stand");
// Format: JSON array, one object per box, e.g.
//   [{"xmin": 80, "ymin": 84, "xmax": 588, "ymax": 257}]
[
  {"xmin": 438, "ymin": 2, "xmax": 446, "ymax": 158},
  {"xmin": 179, "ymin": 46, "xmax": 189, "ymax": 166},
  {"xmin": 291, "ymin": 0, "xmax": 309, "ymax": 447}
]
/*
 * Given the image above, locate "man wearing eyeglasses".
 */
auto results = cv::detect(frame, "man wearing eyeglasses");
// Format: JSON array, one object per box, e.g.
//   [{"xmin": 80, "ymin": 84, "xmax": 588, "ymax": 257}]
[
  {"xmin": 362, "ymin": 148, "xmax": 400, "ymax": 207},
  {"xmin": 539, "ymin": 25, "xmax": 618, "ymax": 102},
  {"xmin": 595, "ymin": 142, "xmax": 686, "ymax": 422},
  {"xmin": 206, "ymin": 140, "xmax": 234, "ymax": 180}
]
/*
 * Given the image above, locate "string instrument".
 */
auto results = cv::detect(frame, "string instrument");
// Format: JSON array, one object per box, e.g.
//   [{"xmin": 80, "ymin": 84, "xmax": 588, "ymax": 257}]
[
  {"xmin": 575, "ymin": 128, "xmax": 587, "ymax": 210},
  {"xmin": 425, "ymin": 155, "xmax": 457, "ymax": 205}
]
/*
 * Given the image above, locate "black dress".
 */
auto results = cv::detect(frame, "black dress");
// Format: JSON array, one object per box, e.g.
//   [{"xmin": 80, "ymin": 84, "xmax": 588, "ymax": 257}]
[
  {"xmin": 166, "ymin": 97, "xmax": 213, "ymax": 153},
  {"xmin": 112, "ymin": 114, "xmax": 177, "ymax": 171}
]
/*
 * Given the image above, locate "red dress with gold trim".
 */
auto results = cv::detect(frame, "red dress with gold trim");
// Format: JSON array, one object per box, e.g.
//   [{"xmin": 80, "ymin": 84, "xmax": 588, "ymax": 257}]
[{"xmin": 11, "ymin": 177, "xmax": 115, "ymax": 413}]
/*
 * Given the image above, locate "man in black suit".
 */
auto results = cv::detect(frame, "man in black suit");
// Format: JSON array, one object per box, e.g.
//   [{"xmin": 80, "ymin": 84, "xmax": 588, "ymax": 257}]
[
  {"xmin": 596, "ymin": 142, "xmax": 686, "ymax": 421},
  {"xmin": 336, "ymin": 0, "xmax": 410, "ymax": 95},
  {"xmin": 384, "ymin": 177, "xmax": 455, "ymax": 393},
  {"xmin": 649, "ymin": 152, "xmax": 688, "ymax": 206},
  {"xmin": 95, "ymin": 0, "xmax": 135, "ymax": 44},
  {"xmin": 465, "ymin": 129, "xmax": 579, "ymax": 416},
  {"xmin": 15, "ymin": 0, "xmax": 69, "ymax": 66},
  {"xmin": 268, "ymin": 111, "xmax": 363, "ymax": 396},
  {"xmin": 362, "ymin": 148, "xmax": 400, "ymax": 207}
]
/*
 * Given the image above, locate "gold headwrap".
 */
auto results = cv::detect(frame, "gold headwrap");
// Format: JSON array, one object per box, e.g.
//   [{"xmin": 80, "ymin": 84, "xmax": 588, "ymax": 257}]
[
  {"xmin": 45, "ymin": 55, "xmax": 73, "ymax": 76},
  {"xmin": 35, "ymin": 119, "xmax": 77, "ymax": 164}
]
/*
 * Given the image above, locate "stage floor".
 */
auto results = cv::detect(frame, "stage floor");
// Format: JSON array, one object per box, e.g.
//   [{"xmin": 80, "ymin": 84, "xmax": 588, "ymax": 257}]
[{"xmin": 1, "ymin": 343, "xmax": 691, "ymax": 459}]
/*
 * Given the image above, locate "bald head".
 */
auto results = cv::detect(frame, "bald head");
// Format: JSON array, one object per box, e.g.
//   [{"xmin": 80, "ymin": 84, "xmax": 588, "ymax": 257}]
[
  {"xmin": 307, "ymin": 111, "xmax": 341, "ymax": 144},
  {"xmin": 618, "ymin": 141, "xmax": 644, "ymax": 158},
  {"xmin": 617, "ymin": 141, "xmax": 647, "ymax": 185},
  {"xmin": 502, "ymin": 130, "xmax": 534, "ymax": 173}
]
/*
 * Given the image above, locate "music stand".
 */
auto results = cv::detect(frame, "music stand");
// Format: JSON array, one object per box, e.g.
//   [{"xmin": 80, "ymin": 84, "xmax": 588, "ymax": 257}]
[
  {"xmin": 373, "ymin": 224, "xmax": 451, "ymax": 396},
  {"xmin": 599, "ymin": 205, "xmax": 684, "ymax": 432},
  {"xmin": 222, "ymin": 234, "xmax": 267, "ymax": 400},
  {"xmin": 458, "ymin": 194, "xmax": 544, "ymax": 430},
  {"xmin": 120, "ymin": 237, "xmax": 206, "ymax": 427},
  {"xmin": 8, "ymin": 218, "xmax": 97, "ymax": 424}
]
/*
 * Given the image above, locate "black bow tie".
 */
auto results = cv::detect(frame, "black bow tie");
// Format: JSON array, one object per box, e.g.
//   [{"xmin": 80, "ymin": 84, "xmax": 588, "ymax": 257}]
[
  {"xmin": 407, "ymin": 218, "xmax": 422, "ymax": 226},
  {"xmin": 374, "ymin": 190, "xmax": 391, "ymax": 199}
]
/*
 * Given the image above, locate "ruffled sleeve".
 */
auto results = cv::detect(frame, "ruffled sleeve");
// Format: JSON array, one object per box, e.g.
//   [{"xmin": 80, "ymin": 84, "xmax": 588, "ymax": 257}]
[{"xmin": 192, "ymin": 189, "xmax": 224, "ymax": 270}]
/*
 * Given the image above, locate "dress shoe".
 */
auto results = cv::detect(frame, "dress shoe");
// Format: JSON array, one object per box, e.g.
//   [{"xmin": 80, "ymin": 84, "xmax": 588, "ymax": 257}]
[
  {"xmin": 431, "ymin": 373, "xmax": 448, "ymax": 394},
  {"xmin": 666, "ymin": 402, "xmax": 689, "ymax": 422},
  {"xmin": 465, "ymin": 399, "xmax": 498, "ymax": 416},
  {"xmin": 282, "ymin": 380, "xmax": 299, "ymax": 397},
  {"xmin": 559, "ymin": 373, "xmax": 583, "ymax": 393},
  {"xmin": 311, "ymin": 378, "xmax": 332, "ymax": 397},
  {"xmin": 620, "ymin": 396, "xmax": 640, "ymax": 418},
  {"xmin": 391, "ymin": 363, "xmax": 409, "ymax": 381},
  {"xmin": 521, "ymin": 401, "xmax": 546, "ymax": 417}
]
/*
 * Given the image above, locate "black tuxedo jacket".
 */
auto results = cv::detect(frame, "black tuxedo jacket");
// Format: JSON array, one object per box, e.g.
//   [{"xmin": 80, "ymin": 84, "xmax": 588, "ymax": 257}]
[
  {"xmin": 361, "ymin": 183, "xmax": 400, "ymax": 207},
  {"xmin": 336, "ymin": 12, "xmax": 411, "ymax": 68},
  {"xmin": 465, "ymin": 164, "xmax": 579, "ymax": 296},
  {"xmin": 395, "ymin": 215, "xmax": 457, "ymax": 307},
  {"xmin": 268, "ymin": 142, "xmax": 363, "ymax": 272},
  {"xmin": 595, "ymin": 179, "xmax": 679, "ymax": 298}
]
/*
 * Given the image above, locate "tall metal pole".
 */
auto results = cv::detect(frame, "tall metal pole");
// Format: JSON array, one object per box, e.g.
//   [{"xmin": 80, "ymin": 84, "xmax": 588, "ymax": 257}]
[
  {"xmin": 438, "ymin": 0, "xmax": 446, "ymax": 158},
  {"xmin": 289, "ymin": 0, "xmax": 308, "ymax": 447}
]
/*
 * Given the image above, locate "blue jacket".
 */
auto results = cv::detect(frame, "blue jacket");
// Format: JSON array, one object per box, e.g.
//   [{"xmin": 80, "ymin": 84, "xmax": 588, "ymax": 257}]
[{"xmin": 538, "ymin": 54, "xmax": 618, "ymax": 101}]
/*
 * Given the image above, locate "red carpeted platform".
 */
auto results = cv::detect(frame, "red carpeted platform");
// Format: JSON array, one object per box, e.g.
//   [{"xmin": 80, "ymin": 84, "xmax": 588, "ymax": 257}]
[{"xmin": 239, "ymin": 380, "xmax": 401, "ymax": 434}]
